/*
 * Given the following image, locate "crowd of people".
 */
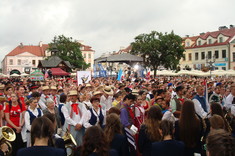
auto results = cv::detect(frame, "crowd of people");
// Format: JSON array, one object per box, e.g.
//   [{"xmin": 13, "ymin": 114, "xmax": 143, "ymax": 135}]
[{"xmin": 0, "ymin": 76, "xmax": 235, "ymax": 156}]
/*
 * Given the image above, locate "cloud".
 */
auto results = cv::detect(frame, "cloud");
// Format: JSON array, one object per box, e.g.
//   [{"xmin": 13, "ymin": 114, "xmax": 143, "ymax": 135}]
[{"xmin": 0, "ymin": 0, "xmax": 235, "ymax": 63}]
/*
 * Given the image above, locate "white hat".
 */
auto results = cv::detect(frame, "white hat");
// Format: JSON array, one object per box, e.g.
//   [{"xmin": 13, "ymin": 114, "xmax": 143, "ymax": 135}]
[
  {"xmin": 69, "ymin": 90, "xmax": 78, "ymax": 96},
  {"xmin": 103, "ymin": 86, "xmax": 113, "ymax": 95},
  {"xmin": 42, "ymin": 86, "xmax": 50, "ymax": 91},
  {"xmin": 50, "ymin": 86, "xmax": 57, "ymax": 90}
]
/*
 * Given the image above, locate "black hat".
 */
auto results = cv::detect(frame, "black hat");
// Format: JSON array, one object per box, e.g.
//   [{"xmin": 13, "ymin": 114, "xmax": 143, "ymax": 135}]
[{"xmin": 176, "ymin": 86, "xmax": 184, "ymax": 92}]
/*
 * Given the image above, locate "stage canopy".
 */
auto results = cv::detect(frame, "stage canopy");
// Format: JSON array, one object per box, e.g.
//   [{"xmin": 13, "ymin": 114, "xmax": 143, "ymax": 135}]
[
  {"xmin": 50, "ymin": 68, "xmax": 70, "ymax": 76},
  {"xmin": 106, "ymin": 53, "xmax": 143, "ymax": 62}
]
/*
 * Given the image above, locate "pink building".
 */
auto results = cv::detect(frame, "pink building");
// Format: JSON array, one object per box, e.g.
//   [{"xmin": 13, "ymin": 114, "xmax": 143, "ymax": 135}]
[
  {"xmin": 1, "ymin": 42, "xmax": 95, "ymax": 75},
  {"xmin": 1, "ymin": 42, "xmax": 48, "ymax": 75}
]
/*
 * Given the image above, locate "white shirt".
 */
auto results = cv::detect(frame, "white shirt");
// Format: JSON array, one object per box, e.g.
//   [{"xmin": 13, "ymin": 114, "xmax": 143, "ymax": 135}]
[
  {"xmin": 60, "ymin": 103, "xmax": 76, "ymax": 127},
  {"xmin": 83, "ymin": 107, "xmax": 106, "ymax": 128},
  {"xmin": 192, "ymin": 97, "xmax": 210, "ymax": 119},
  {"xmin": 65, "ymin": 101, "xmax": 87, "ymax": 126},
  {"xmin": 83, "ymin": 101, "xmax": 92, "ymax": 109},
  {"xmin": 38, "ymin": 94, "xmax": 52, "ymax": 110},
  {"xmin": 135, "ymin": 106, "xmax": 145, "ymax": 118},
  {"xmin": 50, "ymin": 94, "xmax": 60, "ymax": 107},
  {"xmin": 25, "ymin": 107, "xmax": 43, "ymax": 132},
  {"xmin": 225, "ymin": 93, "xmax": 235, "ymax": 115},
  {"xmin": 100, "ymin": 95, "xmax": 113, "ymax": 111}
]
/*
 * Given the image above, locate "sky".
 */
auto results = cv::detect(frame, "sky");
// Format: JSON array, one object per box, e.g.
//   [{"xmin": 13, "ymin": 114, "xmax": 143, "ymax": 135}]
[{"xmin": 0, "ymin": 0, "xmax": 235, "ymax": 62}]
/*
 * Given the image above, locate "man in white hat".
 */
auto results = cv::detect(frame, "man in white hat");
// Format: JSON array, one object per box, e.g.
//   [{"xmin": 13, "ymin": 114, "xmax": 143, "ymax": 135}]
[
  {"xmin": 100, "ymin": 86, "xmax": 113, "ymax": 111},
  {"xmin": 50, "ymin": 86, "xmax": 59, "ymax": 107},
  {"xmin": 65, "ymin": 90, "xmax": 86, "ymax": 146},
  {"xmin": 38, "ymin": 86, "xmax": 51, "ymax": 110}
]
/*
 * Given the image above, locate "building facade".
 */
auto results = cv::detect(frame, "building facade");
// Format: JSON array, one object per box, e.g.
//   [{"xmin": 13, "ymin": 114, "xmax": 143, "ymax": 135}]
[
  {"xmin": 1, "ymin": 42, "xmax": 95, "ymax": 75},
  {"xmin": 181, "ymin": 26, "xmax": 235, "ymax": 70},
  {"xmin": 1, "ymin": 42, "xmax": 48, "ymax": 75},
  {"xmin": 80, "ymin": 43, "xmax": 95, "ymax": 70}
]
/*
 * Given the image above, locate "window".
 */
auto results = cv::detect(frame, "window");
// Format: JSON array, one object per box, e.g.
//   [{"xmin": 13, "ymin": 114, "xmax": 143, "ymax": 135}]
[
  {"xmin": 189, "ymin": 53, "xmax": 192, "ymax": 61},
  {"xmin": 88, "ymin": 54, "xmax": 91, "ymax": 59},
  {"xmin": 83, "ymin": 54, "xmax": 86, "ymax": 58},
  {"xmin": 208, "ymin": 39, "xmax": 212, "ymax": 44},
  {"xmin": 9, "ymin": 59, "xmax": 13, "ymax": 65},
  {"xmin": 195, "ymin": 52, "xmax": 198, "ymax": 60},
  {"xmin": 208, "ymin": 51, "xmax": 212, "ymax": 59},
  {"xmin": 222, "ymin": 67, "xmax": 226, "ymax": 70},
  {"xmin": 233, "ymin": 52, "xmax": 235, "ymax": 62},
  {"xmin": 215, "ymin": 50, "xmax": 219, "ymax": 59},
  {"xmin": 32, "ymin": 60, "xmax": 36, "ymax": 65},
  {"xmin": 198, "ymin": 41, "xmax": 201, "ymax": 46},
  {"xmin": 222, "ymin": 50, "xmax": 226, "ymax": 58},
  {"xmin": 219, "ymin": 37, "xmax": 223, "ymax": 43},
  {"xmin": 182, "ymin": 54, "xmax": 185, "ymax": 61},
  {"xmin": 17, "ymin": 59, "xmax": 21, "ymax": 65},
  {"xmin": 201, "ymin": 52, "xmax": 205, "ymax": 60},
  {"xmin": 80, "ymin": 46, "xmax": 84, "ymax": 50},
  {"xmin": 186, "ymin": 42, "xmax": 190, "ymax": 47}
]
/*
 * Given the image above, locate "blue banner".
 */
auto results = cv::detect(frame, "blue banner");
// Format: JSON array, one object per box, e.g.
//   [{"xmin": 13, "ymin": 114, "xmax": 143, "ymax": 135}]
[
  {"xmin": 93, "ymin": 64, "xmax": 97, "ymax": 78},
  {"xmin": 117, "ymin": 69, "xmax": 123, "ymax": 81},
  {"xmin": 98, "ymin": 64, "xmax": 107, "ymax": 77}
]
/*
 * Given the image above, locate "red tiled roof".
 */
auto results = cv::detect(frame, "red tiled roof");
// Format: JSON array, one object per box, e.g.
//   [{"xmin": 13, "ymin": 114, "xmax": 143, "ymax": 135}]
[
  {"xmin": 183, "ymin": 36, "xmax": 198, "ymax": 41},
  {"xmin": 79, "ymin": 43, "xmax": 94, "ymax": 51},
  {"xmin": 7, "ymin": 44, "xmax": 47, "ymax": 57},
  {"xmin": 117, "ymin": 45, "xmax": 132, "ymax": 54},
  {"xmin": 185, "ymin": 27, "xmax": 235, "ymax": 49}
]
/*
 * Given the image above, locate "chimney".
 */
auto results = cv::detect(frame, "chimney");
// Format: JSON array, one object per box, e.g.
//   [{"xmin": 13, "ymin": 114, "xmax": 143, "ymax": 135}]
[
  {"xmin": 39, "ymin": 41, "xmax": 43, "ymax": 47},
  {"xmin": 19, "ymin": 43, "xmax": 23, "ymax": 48},
  {"xmin": 219, "ymin": 26, "xmax": 228, "ymax": 30},
  {"xmin": 200, "ymin": 32, "xmax": 205, "ymax": 36}
]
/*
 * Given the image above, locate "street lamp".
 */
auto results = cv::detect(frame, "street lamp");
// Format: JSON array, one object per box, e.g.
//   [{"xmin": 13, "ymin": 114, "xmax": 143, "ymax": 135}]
[{"xmin": 206, "ymin": 54, "xmax": 216, "ymax": 77}]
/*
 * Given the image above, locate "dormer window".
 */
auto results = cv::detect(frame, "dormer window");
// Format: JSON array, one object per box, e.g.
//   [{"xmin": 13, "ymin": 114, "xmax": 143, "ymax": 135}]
[
  {"xmin": 208, "ymin": 39, "xmax": 212, "ymax": 44},
  {"xmin": 219, "ymin": 37, "xmax": 223, "ymax": 43},
  {"xmin": 80, "ymin": 46, "xmax": 85, "ymax": 50},
  {"xmin": 186, "ymin": 42, "xmax": 190, "ymax": 47},
  {"xmin": 198, "ymin": 40, "xmax": 201, "ymax": 46}
]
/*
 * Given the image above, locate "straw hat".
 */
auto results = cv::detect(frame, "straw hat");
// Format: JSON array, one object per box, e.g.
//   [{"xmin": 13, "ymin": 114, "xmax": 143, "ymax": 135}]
[
  {"xmin": 85, "ymin": 84, "xmax": 92, "ymax": 87},
  {"xmin": 132, "ymin": 89, "xmax": 139, "ymax": 96},
  {"xmin": 69, "ymin": 90, "xmax": 78, "ymax": 96},
  {"xmin": 4, "ymin": 85, "xmax": 15, "ymax": 94},
  {"xmin": 42, "ymin": 86, "xmax": 50, "ymax": 91},
  {"xmin": 93, "ymin": 91, "xmax": 103, "ymax": 96},
  {"xmin": 103, "ymin": 86, "xmax": 113, "ymax": 95},
  {"xmin": 0, "ymin": 84, "xmax": 5, "ymax": 90},
  {"xmin": 50, "ymin": 86, "xmax": 57, "ymax": 90}
]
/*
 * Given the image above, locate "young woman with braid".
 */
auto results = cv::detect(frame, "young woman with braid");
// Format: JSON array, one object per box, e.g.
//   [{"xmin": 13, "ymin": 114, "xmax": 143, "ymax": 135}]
[{"xmin": 151, "ymin": 120, "xmax": 184, "ymax": 156}]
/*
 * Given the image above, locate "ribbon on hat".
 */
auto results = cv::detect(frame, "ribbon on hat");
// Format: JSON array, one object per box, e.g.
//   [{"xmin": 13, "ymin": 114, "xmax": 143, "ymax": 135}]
[{"xmin": 71, "ymin": 103, "xmax": 79, "ymax": 115}]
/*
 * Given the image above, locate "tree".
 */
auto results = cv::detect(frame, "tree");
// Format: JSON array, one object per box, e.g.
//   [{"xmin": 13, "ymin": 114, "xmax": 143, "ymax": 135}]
[
  {"xmin": 131, "ymin": 31, "xmax": 185, "ymax": 77},
  {"xmin": 48, "ymin": 35, "xmax": 90, "ymax": 70}
]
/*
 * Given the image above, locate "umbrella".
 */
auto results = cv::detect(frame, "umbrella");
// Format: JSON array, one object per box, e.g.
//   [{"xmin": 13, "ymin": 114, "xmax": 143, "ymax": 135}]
[
  {"xmin": 10, "ymin": 73, "xmax": 20, "ymax": 77},
  {"xmin": 21, "ymin": 73, "xmax": 29, "ymax": 77}
]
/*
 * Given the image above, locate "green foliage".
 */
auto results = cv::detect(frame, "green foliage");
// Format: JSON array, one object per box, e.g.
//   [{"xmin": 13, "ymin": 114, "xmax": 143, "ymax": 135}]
[
  {"xmin": 48, "ymin": 35, "xmax": 90, "ymax": 70},
  {"xmin": 131, "ymin": 31, "xmax": 185, "ymax": 77}
]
